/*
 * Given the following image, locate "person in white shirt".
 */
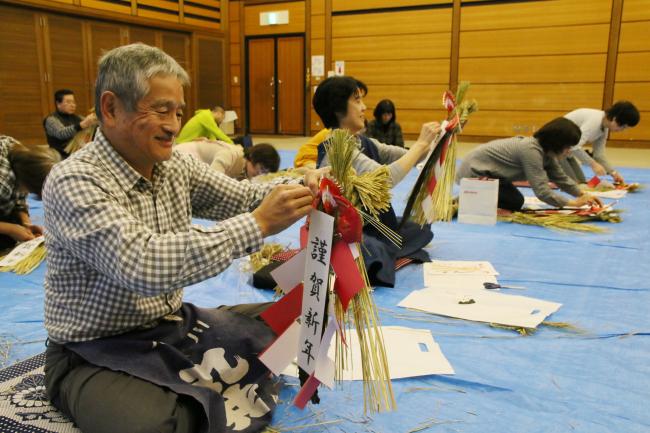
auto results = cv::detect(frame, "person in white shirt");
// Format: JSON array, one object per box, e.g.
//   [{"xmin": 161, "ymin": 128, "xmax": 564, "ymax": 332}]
[{"xmin": 562, "ymin": 101, "xmax": 640, "ymax": 184}]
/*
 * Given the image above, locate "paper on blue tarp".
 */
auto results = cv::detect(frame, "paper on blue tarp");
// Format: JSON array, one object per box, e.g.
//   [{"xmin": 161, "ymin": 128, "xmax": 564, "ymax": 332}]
[{"xmin": 0, "ymin": 153, "xmax": 648, "ymax": 433}]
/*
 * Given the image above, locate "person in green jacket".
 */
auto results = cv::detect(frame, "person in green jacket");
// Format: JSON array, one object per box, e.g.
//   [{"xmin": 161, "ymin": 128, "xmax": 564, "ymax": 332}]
[{"xmin": 176, "ymin": 106, "xmax": 234, "ymax": 144}]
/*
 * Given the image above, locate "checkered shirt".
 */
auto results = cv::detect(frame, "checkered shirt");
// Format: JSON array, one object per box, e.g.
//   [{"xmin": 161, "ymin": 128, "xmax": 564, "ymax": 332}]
[
  {"xmin": 0, "ymin": 135, "xmax": 28, "ymax": 219},
  {"xmin": 43, "ymin": 129, "xmax": 290, "ymax": 343}
]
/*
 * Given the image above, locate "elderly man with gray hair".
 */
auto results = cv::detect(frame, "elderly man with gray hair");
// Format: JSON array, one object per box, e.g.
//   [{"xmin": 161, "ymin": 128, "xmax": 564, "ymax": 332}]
[{"xmin": 42, "ymin": 43, "xmax": 323, "ymax": 433}]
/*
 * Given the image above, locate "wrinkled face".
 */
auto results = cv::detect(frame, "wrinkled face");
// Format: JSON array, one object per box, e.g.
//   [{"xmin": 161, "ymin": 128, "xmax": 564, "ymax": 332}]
[
  {"xmin": 381, "ymin": 112, "xmax": 393, "ymax": 124},
  {"xmin": 339, "ymin": 89, "xmax": 366, "ymax": 134},
  {"xmin": 57, "ymin": 94, "xmax": 77, "ymax": 115},
  {"xmin": 110, "ymin": 75, "xmax": 185, "ymax": 171}
]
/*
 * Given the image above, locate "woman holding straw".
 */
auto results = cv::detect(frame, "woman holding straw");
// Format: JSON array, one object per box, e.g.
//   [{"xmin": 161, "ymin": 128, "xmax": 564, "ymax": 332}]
[
  {"xmin": 0, "ymin": 135, "xmax": 59, "ymax": 252},
  {"xmin": 313, "ymin": 76, "xmax": 440, "ymax": 287},
  {"xmin": 456, "ymin": 117, "xmax": 603, "ymax": 212}
]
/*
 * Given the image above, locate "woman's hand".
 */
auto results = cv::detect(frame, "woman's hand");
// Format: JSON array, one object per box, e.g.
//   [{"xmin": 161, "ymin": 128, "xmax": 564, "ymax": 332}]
[
  {"xmin": 412, "ymin": 122, "xmax": 442, "ymax": 158},
  {"xmin": 566, "ymin": 193, "xmax": 603, "ymax": 208},
  {"xmin": 611, "ymin": 170, "xmax": 625, "ymax": 184},
  {"xmin": 302, "ymin": 166, "xmax": 330, "ymax": 196}
]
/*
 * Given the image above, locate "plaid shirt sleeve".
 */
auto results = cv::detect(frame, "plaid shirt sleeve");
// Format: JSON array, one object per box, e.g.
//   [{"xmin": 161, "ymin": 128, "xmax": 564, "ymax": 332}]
[
  {"xmin": 44, "ymin": 157, "xmax": 266, "ymax": 297},
  {"xmin": 0, "ymin": 136, "xmax": 28, "ymax": 217}
]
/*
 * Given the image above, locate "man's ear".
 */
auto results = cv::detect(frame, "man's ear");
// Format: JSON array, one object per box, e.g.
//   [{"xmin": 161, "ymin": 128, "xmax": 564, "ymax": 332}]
[{"xmin": 100, "ymin": 91, "xmax": 120, "ymax": 127}]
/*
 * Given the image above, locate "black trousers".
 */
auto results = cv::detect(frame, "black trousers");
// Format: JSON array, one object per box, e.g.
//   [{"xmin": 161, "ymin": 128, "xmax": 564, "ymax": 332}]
[
  {"xmin": 498, "ymin": 180, "xmax": 525, "ymax": 211},
  {"xmin": 45, "ymin": 302, "xmax": 272, "ymax": 433}
]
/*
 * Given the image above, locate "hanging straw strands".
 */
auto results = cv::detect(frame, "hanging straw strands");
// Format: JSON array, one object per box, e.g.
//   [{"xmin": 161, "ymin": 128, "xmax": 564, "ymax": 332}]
[
  {"xmin": 324, "ymin": 129, "xmax": 396, "ymax": 413},
  {"xmin": 499, "ymin": 207, "xmax": 622, "ymax": 233},
  {"xmin": 248, "ymin": 243, "xmax": 286, "ymax": 273},
  {"xmin": 402, "ymin": 82, "xmax": 478, "ymax": 226}
]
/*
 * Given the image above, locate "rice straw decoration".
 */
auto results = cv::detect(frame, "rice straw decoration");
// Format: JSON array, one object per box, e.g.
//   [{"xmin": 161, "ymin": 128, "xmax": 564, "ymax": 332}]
[
  {"xmin": 257, "ymin": 130, "xmax": 396, "ymax": 413},
  {"xmin": 402, "ymin": 82, "xmax": 478, "ymax": 226},
  {"xmin": 0, "ymin": 238, "xmax": 46, "ymax": 275},
  {"xmin": 498, "ymin": 206, "xmax": 622, "ymax": 233}
]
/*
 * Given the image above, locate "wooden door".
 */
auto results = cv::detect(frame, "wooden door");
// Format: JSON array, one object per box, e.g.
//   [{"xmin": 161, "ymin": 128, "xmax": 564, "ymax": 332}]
[
  {"xmin": 195, "ymin": 36, "xmax": 226, "ymax": 113},
  {"xmin": 46, "ymin": 14, "xmax": 92, "ymax": 116},
  {"xmin": 277, "ymin": 36, "xmax": 304, "ymax": 134},
  {"xmin": 247, "ymin": 38, "xmax": 275, "ymax": 134},
  {"xmin": 0, "ymin": 5, "xmax": 48, "ymax": 145},
  {"xmin": 128, "ymin": 26, "xmax": 157, "ymax": 46},
  {"xmin": 162, "ymin": 32, "xmax": 192, "ymax": 122}
]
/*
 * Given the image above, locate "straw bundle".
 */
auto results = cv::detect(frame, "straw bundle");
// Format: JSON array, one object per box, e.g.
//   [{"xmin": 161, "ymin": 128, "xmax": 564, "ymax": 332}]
[
  {"xmin": 0, "ymin": 242, "xmax": 46, "ymax": 274},
  {"xmin": 499, "ymin": 208, "xmax": 622, "ymax": 233}
]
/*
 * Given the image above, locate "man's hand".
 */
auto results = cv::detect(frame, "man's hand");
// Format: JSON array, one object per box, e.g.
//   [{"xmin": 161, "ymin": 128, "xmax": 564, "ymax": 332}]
[
  {"xmin": 566, "ymin": 193, "xmax": 603, "ymax": 208},
  {"xmin": 302, "ymin": 167, "xmax": 330, "ymax": 195},
  {"xmin": 80, "ymin": 112, "xmax": 98, "ymax": 129},
  {"xmin": 590, "ymin": 161, "xmax": 606, "ymax": 177},
  {"xmin": 252, "ymin": 184, "xmax": 314, "ymax": 237}
]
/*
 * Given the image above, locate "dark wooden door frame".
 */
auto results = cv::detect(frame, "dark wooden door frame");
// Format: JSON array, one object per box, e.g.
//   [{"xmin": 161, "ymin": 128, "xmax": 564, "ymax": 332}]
[{"xmin": 244, "ymin": 32, "xmax": 305, "ymax": 134}]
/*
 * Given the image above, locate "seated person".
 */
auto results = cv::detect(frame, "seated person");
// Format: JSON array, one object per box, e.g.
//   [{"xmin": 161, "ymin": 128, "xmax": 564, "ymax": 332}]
[
  {"xmin": 456, "ymin": 117, "xmax": 602, "ymax": 211},
  {"xmin": 176, "ymin": 105, "xmax": 234, "ymax": 144},
  {"xmin": 43, "ymin": 43, "xmax": 323, "ymax": 433},
  {"xmin": 562, "ymin": 101, "xmax": 640, "ymax": 184},
  {"xmin": 43, "ymin": 89, "xmax": 97, "ymax": 158},
  {"xmin": 365, "ymin": 99, "xmax": 404, "ymax": 147},
  {"xmin": 314, "ymin": 76, "xmax": 440, "ymax": 287},
  {"xmin": 175, "ymin": 140, "xmax": 280, "ymax": 180},
  {"xmin": 0, "ymin": 135, "xmax": 58, "ymax": 251},
  {"xmin": 294, "ymin": 128, "xmax": 330, "ymax": 169}
]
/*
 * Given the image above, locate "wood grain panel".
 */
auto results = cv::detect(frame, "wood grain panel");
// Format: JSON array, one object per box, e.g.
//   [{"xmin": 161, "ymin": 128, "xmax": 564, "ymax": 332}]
[
  {"xmin": 81, "ymin": 0, "xmax": 131, "ymax": 14},
  {"xmin": 139, "ymin": 0, "xmax": 179, "ymax": 11},
  {"xmin": 277, "ymin": 36, "xmax": 305, "ymax": 134},
  {"xmin": 609, "ymin": 116, "xmax": 650, "ymax": 141},
  {"xmin": 47, "ymin": 14, "xmax": 92, "ymax": 115},
  {"xmin": 332, "ymin": 8, "xmax": 451, "ymax": 38},
  {"xmin": 332, "ymin": 0, "xmax": 448, "ymax": 12},
  {"xmin": 138, "ymin": 9, "xmax": 180, "ymax": 23},
  {"xmin": 460, "ymin": 0, "xmax": 611, "ymax": 31},
  {"xmin": 247, "ymin": 38, "xmax": 275, "ymax": 133},
  {"xmin": 244, "ymin": 2, "xmax": 305, "ymax": 36},
  {"xmin": 311, "ymin": 14, "xmax": 324, "ymax": 39},
  {"xmin": 230, "ymin": 65, "xmax": 242, "ymax": 84},
  {"xmin": 459, "ymin": 54, "xmax": 607, "ymax": 83},
  {"xmin": 613, "ymin": 83, "xmax": 650, "ymax": 111},
  {"xmin": 615, "ymin": 52, "xmax": 650, "ymax": 82},
  {"xmin": 622, "ymin": 0, "xmax": 650, "ymax": 22},
  {"xmin": 230, "ymin": 42, "xmax": 240, "ymax": 65},
  {"xmin": 362, "ymin": 84, "xmax": 449, "ymax": 111},
  {"xmin": 230, "ymin": 0, "xmax": 240, "ymax": 21},
  {"xmin": 184, "ymin": 4, "xmax": 220, "ymax": 19},
  {"xmin": 196, "ymin": 37, "xmax": 226, "ymax": 109},
  {"xmin": 461, "ymin": 110, "xmax": 564, "ymax": 138},
  {"xmin": 460, "ymin": 24, "xmax": 610, "ymax": 57},
  {"xmin": 230, "ymin": 85, "xmax": 241, "ymax": 108},
  {"xmin": 129, "ymin": 26, "xmax": 157, "ymax": 46},
  {"xmin": 312, "ymin": 0, "xmax": 324, "ymax": 15},
  {"xmin": 88, "ymin": 22, "xmax": 122, "ymax": 86},
  {"xmin": 183, "ymin": 17, "xmax": 221, "ymax": 30},
  {"xmin": 333, "ymin": 33, "xmax": 451, "ymax": 61},
  {"xmin": 466, "ymin": 83, "xmax": 604, "ymax": 111},
  {"xmin": 311, "ymin": 38, "xmax": 324, "ymax": 55},
  {"xmin": 230, "ymin": 21, "xmax": 240, "ymax": 43},
  {"xmin": 618, "ymin": 21, "xmax": 650, "ymax": 52},
  {"xmin": 344, "ymin": 59, "xmax": 449, "ymax": 85},
  {"xmin": 0, "ymin": 6, "xmax": 47, "ymax": 144}
]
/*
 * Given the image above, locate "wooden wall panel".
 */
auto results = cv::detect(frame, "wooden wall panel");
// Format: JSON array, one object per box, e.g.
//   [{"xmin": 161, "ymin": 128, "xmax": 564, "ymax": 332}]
[
  {"xmin": 332, "ymin": 0, "xmax": 447, "ymax": 12},
  {"xmin": 460, "ymin": 0, "xmax": 611, "ymax": 31},
  {"xmin": 311, "ymin": 14, "xmax": 324, "ymax": 39},
  {"xmin": 129, "ymin": 26, "xmax": 157, "ymax": 46},
  {"xmin": 621, "ymin": 0, "xmax": 650, "ymax": 22},
  {"xmin": 230, "ymin": 42, "xmax": 241, "ymax": 65},
  {"xmin": 615, "ymin": 53, "xmax": 650, "ymax": 82},
  {"xmin": 344, "ymin": 59, "xmax": 449, "ymax": 85},
  {"xmin": 87, "ymin": 22, "xmax": 123, "ymax": 85},
  {"xmin": 312, "ymin": 0, "xmax": 324, "ymax": 15},
  {"xmin": 614, "ymin": 83, "xmax": 650, "ymax": 112},
  {"xmin": 196, "ymin": 36, "xmax": 226, "ymax": 109},
  {"xmin": 332, "ymin": 8, "xmax": 451, "ymax": 37},
  {"xmin": 0, "ymin": 6, "xmax": 48, "ymax": 144},
  {"xmin": 460, "ymin": 24, "xmax": 610, "ymax": 57},
  {"xmin": 244, "ymin": 1, "xmax": 305, "ymax": 36},
  {"xmin": 333, "ymin": 33, "xmax": 450, "ymax": 61},
  {"xmin": 459, "ymin": 54, "xmax": 607, "ymax": 83},
  {"xmin": 618, "ymin": 21, "xmax": 650, "ymax": 52},
  {"xmin": 462, "ymin": 110, "xmax": 564, "ymax": 138},
  {"xmin": 609, "ymin": 121, "xmax": 650, "ymax": 142},
  {"xmin": 466, "ymin": 83, "xmax": 604, "ymax": 112},
  {"xmin": 363, "ymin": 84, "xmax": 449, "ymax": 111},
  {"xmin": 81, "ymin": 0, "xmax": 132, "ymax": 15}
]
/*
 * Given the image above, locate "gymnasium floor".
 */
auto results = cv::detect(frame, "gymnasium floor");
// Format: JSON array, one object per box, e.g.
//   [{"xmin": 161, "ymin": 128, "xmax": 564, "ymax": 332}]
[{"xmin": 1, "ymin": 142, "xmax": 649, "ymax": 433}]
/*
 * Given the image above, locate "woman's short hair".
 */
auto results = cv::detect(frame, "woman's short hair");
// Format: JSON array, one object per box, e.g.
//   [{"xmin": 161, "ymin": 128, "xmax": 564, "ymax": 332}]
[
  {"xmin": 313, "ymin": 76, "xmax": 368, "ymax": 129},
  {"xmin": 244, "ymin": 143, "xmax": 280, "ymax": 173},
  {"xmin": 606, "ymin": 101, "xmax": 640, "ymax": 127},
  {"xmin": 373, "ymin": 99, "xmax": 396, "ymax": 125},
  {"xmin": 533, "ymin": 117, "xmax": 582, "ymax": 154},
  {"xmin": 94, "ymin": 43, "xmax": 190, "ymax": 122},
  {"xmin": 8, "ymin": 141, "xmax": 60, "ymax": 198}
]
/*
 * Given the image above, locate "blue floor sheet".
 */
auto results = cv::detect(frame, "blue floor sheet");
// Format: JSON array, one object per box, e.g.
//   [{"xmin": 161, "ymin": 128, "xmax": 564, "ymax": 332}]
[{"xmin": 1, "ymin": 149, "xmax": 648, "ymax": 433}]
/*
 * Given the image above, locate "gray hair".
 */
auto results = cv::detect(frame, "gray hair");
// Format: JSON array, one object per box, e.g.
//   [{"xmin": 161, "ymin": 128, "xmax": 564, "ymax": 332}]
[{"xmin": 94, "ymin": 43, "xmax": 190, "ymax": 122}]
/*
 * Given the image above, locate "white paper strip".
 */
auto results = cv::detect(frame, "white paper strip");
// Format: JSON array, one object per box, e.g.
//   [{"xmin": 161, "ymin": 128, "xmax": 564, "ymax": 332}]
[
  {"xmin": 269, "ymin": 249, "xmax": 306, "ymax": 293},
  {"xmin": 259, "ymin": 320, "xmax": 301, "ymax": 376},
  {"xmin": 297, "ymin": 209, "xmax": 334, "ymax": 375},
  {"xmin": 424, "ymin": 260, "xmax": 499, "ymax": 276},
  {"xmin": 424, "ymin": 273, "xmax": 498, "ymax": 291},
  {"xmin": 0, "ymin": 236, "xmax": 44, "ymax": 267}
]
